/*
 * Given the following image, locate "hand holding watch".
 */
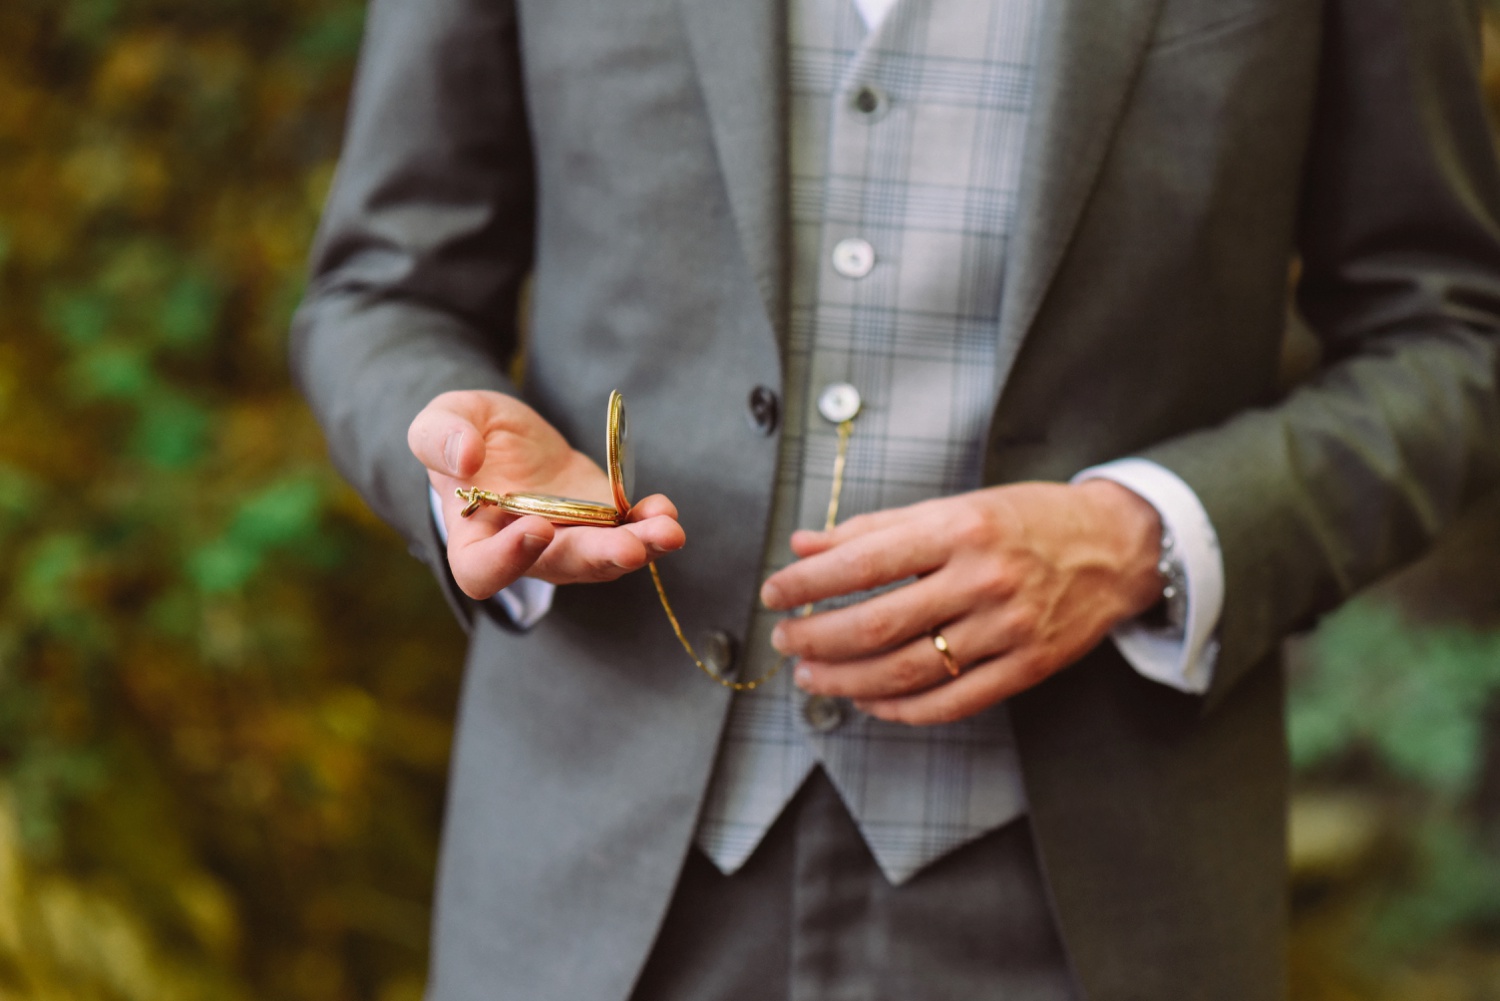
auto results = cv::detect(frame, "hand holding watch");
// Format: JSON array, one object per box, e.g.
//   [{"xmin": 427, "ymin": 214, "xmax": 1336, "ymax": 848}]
[
  {"xmin": 456, "ymin": 389, "xmax": 856, "ymax": 692},
  {"xmin": 457, "ymin": 390, "xmax": 635, "ymax": 526}
]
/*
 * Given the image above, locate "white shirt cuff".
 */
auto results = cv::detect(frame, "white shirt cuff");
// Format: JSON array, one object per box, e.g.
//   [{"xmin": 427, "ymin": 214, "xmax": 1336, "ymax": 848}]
[
  {"xmin": 1071, "ymin": 459, "xmax": 1224, "ymax": 695},
  {"xmin": 429, "ymin": 485, "xmax": 556, "ymax": 629}
]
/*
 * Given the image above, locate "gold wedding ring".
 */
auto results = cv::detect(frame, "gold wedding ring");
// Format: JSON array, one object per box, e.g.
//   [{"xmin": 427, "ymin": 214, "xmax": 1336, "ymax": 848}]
[{"xmin": 931, "ymin": 631, "xmax": 961, "ymax": 678}]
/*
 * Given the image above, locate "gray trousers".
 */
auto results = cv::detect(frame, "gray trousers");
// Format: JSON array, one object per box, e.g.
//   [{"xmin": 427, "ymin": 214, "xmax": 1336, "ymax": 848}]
[{"xmin": 630, "ymin": 769, "xmax": 1081, "ymax": 1001}]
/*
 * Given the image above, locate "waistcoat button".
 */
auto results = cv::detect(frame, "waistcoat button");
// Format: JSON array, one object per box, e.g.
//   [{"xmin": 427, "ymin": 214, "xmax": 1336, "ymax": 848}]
[
  {"xmin": 817, "ymin": 382, "xmax": 862, "ymax": 423},
  {"xmin": 831, "ymin": 237, "xmax": 876, "ymax": 278},
  {"xmin": 803, "ymin": 695, "xmax": 847, "ymax": 733},
  {"xmin": 747, "ymin": 386, "xmax": 780, "ymax": 434}
]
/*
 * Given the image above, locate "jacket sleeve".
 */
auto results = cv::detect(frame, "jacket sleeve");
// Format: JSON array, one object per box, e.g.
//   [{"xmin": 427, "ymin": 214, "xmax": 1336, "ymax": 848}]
[
  {"xmin": 289, "ymin": 0, "xmax": 534, "ymax": 624},
  {"xmin": 1139, "ymin": 0, "xmax": 1500, "ymax": 710}
]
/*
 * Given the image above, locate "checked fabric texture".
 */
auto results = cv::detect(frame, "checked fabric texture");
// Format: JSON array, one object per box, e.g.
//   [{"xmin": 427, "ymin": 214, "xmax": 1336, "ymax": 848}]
[{"xmin": 694, "ymin": 0, "xmax": 1045, "ymax": 885}]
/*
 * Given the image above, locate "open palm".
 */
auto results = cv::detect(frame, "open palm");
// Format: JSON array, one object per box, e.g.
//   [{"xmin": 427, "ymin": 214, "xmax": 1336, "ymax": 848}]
[{"xmin": 409, "ymin": 390, "xmax": 685, "ymax": 597}]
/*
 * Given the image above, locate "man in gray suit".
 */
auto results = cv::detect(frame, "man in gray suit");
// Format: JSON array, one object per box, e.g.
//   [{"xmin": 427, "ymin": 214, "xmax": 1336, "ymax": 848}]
[{"xmin": 293, "ymin": 0, "xmax": 1500, "ymax": 996}]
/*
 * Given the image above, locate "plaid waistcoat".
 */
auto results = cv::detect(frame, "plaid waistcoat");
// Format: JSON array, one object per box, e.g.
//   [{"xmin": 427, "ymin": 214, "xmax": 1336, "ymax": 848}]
[{"xmin": 694, "ymin": 0, "xmax": 1044, "ymax": 885}]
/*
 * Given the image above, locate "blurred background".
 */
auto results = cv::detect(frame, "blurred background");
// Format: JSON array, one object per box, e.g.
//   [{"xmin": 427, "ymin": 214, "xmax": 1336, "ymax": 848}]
[{"xmin": 1, "ymin": 0, "xmax": 1499, "ymax": 997}]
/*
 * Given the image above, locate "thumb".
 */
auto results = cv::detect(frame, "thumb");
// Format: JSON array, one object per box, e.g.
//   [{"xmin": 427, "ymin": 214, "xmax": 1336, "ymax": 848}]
[{"xmin": 409, "ymin": 397, "xmax": 487, "ymax": 479}]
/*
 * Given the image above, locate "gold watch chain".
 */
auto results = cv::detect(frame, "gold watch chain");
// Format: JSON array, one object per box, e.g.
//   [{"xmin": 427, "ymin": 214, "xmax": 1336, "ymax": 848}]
[{"xmin": 650, "ymin": 418, "xmax": 855, "ymax": 691}]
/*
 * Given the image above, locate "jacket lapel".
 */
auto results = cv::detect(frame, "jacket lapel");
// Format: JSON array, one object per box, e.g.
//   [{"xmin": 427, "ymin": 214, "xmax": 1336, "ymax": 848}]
[
  {"xmin": 676, "ymin": 0, "xmax": 788, "ymax": 339},
  {"xmin": 673, "ymin": 0, "xmax": 1163, "ymax": 358},
  {"xmin": 995, "ymin": 0, "xmax": 1166, "ymax": 385}
]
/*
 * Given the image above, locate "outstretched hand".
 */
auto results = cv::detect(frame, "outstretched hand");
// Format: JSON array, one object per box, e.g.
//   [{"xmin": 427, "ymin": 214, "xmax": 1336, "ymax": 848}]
[
  {"xmin": 760, "ymin": 480, "xmax": 1163, "ymax": 726},
  {"xmin": 408, "ymin": 390, "xmax": 685, "ymax": 598}
]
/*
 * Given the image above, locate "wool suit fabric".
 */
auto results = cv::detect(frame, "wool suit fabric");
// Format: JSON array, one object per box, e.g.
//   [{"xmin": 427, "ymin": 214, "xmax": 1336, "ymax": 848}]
[
  {"xmin": 636, "ymin": 770, "xmax": 1078, "ymax": 1001},
  {"xmin": 291, "ymin": 0, "xmax": 1500, "ymax": 997}
]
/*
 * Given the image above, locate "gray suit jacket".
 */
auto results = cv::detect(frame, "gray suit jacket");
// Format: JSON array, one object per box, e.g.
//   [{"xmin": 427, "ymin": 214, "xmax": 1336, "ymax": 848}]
[{"xmin": 291, "ymin": 0, "xmax": 1500, "ymax": 996}]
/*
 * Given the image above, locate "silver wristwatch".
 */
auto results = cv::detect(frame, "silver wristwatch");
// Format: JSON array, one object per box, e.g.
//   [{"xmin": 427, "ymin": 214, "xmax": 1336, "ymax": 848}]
[{"xmin": 1155, "ymin": 527, "xmax": 1189, "ymax": 636}]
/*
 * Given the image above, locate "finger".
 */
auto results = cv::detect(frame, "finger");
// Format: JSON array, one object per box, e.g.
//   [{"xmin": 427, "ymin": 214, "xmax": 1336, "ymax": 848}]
[
  {"xmin": 792, "ymin": 608, "xmax": 1016, "ymax": 700},
  {"xmin": 620, "ymin": 512, "xmax": 687, "ymax": 557},
  {"xmin": 792, "ymin": 634, "xmax": 954, "ymax": 701},
  {"xmin": 761, "ymin": 522, "xmax": 948, "ymax": 610},
  {"xmin": 770, "ymin": 573, "xmax": 969, "ymax": 662},
  {"xmin": 526, "ymin": 516, "xmax": 683, "ymax": 584},
  {"xmin": 626, "ymin": 493, "xmax": 680, "ymax": 523},
  {"xmin": 409, "ymin": 399, "xmax": 488, "ymax": 479},
  {"xmin": 527, "ymin": 527, "xmax": 645, "ymax": 584},
  {"xmin": 788, "ymin": 505, "xmax": 918, "ymax": 556},
  {"xmin": 787, "ymin": 530, "xmax": 834, "ymax": 558},
  {"xmin": 852, "ymin": 647, "xmax": 1056, "ymax": 726},
  {"xmin": 447, "ymin": 514, "xmax": 556, "ymax": 599}
]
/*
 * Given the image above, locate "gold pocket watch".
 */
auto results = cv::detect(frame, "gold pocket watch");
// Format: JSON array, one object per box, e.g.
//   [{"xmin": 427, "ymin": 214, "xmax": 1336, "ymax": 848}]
[
  {"xmin": 456, "ymin": 389, "xmax": 854, "ymax": 693},
  {"xmin": 455, "ymin": 389, "xmax": 634, "ymax": 526}
]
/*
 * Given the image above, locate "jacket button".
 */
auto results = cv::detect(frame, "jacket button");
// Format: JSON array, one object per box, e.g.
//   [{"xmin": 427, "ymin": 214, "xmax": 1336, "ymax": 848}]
[
  {"xmin": 700, "ymin": 630, "xmax": 738, "ymax": 681},
  {"xmin": 802, "ymin": 695, "xmax": 847, "ymax": 733},
  {"xmin": 747, "ymin": 386, "xmax": 779, "ymax": 435}
]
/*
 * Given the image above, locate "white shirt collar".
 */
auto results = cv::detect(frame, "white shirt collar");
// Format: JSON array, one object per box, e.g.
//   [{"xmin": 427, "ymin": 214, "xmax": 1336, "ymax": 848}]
[{"xmin": 852, "ymin": 0, "xmax": 898, "ymax": 32}]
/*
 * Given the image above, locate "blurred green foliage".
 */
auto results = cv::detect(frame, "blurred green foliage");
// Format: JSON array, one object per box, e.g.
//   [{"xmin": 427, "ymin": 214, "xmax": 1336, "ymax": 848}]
[
  {"xmin": 0, "ymin": 0, "xmax": 464, "ymax": 997},
  {"xmin": 1293, "ymin": 601, "xmax": 1500, "ymax": 952},
  {"xmin": 1294, "ymin": 610, "xmax": 1500, "ymax": 799}
]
